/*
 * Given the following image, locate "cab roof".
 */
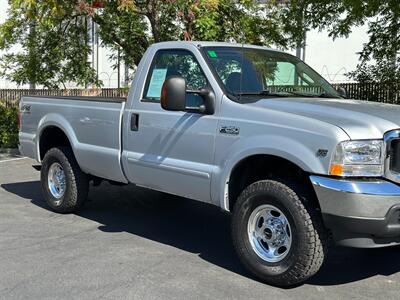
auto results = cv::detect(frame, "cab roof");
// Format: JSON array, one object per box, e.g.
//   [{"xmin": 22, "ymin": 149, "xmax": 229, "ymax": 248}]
[{"xmin": 151, "ymin": 41, "xmax": 285, "ymax": 54}]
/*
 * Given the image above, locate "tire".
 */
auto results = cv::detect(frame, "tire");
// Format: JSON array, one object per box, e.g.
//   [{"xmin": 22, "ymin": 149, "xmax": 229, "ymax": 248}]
[
  {"xmin": 41, "ymin": 147, "xmax": 89, "ymax": 213},
  {"xmin": 231, "ymin": 179, "xmax": 328, "ymax": 287}
]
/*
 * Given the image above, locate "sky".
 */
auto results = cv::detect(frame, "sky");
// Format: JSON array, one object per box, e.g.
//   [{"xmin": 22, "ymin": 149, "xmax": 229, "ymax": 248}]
[
  {"xmin": 304, "ymin": 25, "xmax": 368, "ymax": 82},
  {"xmin": 0, "ymin": 0, "xmax": 369, "ymax": 88}
]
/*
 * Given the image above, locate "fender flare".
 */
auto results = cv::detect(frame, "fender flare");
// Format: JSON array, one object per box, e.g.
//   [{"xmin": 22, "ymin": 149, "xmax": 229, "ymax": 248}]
[
  {"xmin": 36, "ymin": 113, "xmax": 79, "ymax": 162},
  {"xmin": 213, "ymin": 134, "xmax": 327, "ymax": 211}
]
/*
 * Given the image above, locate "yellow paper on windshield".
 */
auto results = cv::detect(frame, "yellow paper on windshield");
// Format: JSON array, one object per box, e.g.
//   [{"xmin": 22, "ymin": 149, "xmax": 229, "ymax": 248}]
[{"xmin": 146, "ymin": 68, "xmax": 168, "ymax": 98}]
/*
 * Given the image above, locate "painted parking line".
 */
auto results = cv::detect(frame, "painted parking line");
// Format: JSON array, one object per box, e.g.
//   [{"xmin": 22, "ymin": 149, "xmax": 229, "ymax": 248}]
[{"xmin": 0, "ymin": 157, "xmax": 28, "ymax": 163}]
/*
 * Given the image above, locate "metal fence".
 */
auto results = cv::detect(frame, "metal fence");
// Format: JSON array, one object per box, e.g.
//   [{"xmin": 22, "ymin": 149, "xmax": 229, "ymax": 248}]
[
  {"xmin": 333, "ymin": 82, "xmax": 400, "ymax": 104},
  {"xmin": 1, "ymin": 83, "xmax": 400, "ymax": 108},
  {"xmin": 268, "ymin": 82, "xmax": 400, "ymax": 103}
]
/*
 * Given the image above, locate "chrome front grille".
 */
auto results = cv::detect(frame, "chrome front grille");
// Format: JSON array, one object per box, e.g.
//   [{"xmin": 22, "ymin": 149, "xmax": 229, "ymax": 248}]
[{"xmin": 384, "ymin": 130, "xmax": 400, "ymax": 183}]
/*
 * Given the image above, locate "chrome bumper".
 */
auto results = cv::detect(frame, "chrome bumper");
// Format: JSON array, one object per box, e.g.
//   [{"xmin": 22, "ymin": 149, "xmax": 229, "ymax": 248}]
[
  {"xmin": 310, "ymin": 176, "xmax": 400, "ymax": 247},
  {"xmin": 310, "ymin": 175, "xmax": 400, "ymax": 219}
]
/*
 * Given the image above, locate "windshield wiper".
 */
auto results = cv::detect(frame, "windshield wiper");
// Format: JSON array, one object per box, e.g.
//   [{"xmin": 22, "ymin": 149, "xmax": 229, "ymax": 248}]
[
  {"xmin": 235, "ymin": 90, "xmax": 292, "ymax": 97},
  {"xmin": 274, "ymin": 90, "xmax": 340, "ymax": 98},
  {"xmin": 236, "ymin": 90, "xmax": 341, "ymax": 99}
]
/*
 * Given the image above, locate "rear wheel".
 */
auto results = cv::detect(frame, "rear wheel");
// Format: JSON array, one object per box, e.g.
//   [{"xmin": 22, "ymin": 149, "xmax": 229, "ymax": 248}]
[
  {"xmin": 231, "ymin": 179, "xmax": 328, "ymax": 287},
  {"xmin": 41, "ymin": 147, "xmax": 88, "ymax": 213}
]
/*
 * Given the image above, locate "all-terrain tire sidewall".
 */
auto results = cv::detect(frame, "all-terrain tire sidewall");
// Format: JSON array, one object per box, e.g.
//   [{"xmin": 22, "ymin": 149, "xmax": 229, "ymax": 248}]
[
  {"xmin": 40, "ymin": 147, "xmax": 88, "ymax": 213},
  {"xmin": 232, "ymin": 180, "xmax": 327, "ymax": 287}
]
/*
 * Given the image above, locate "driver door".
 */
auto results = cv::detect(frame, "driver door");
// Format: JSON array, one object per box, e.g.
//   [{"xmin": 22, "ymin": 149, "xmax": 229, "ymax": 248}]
[{"xmin": 123, "ymin": 49, "xmax": 218, "ymax": 203}]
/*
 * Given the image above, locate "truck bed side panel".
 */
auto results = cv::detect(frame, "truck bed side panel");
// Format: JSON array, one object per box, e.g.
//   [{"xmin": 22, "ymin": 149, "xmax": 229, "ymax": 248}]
[{"xmin": 19, "ymin": 96, "xmax": 127, "ymax": 183}]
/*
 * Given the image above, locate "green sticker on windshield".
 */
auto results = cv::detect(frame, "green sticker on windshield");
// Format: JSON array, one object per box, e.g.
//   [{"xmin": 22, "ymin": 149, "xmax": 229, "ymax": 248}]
[{"xmin": 207, "ymin": 50, "xmax": 218, "ymax": 58}]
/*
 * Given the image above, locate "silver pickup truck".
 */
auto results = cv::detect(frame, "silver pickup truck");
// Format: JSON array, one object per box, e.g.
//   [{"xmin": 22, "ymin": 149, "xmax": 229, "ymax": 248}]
[{"xmin": 19, "ymin": 41, "xmax": 400, "ymax": 287}]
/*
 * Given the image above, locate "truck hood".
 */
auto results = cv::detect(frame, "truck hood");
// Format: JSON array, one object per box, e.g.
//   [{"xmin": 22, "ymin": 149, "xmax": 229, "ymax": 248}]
[{"xmin": 249, "ymin": 97, "xmax": 400, "ymax": 139}]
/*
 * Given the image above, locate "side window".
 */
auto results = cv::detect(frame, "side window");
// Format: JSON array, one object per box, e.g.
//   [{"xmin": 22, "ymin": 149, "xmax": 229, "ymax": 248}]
[{"xmin": 143, "ymin": 49, "xmax": 208, "ymax": 106}]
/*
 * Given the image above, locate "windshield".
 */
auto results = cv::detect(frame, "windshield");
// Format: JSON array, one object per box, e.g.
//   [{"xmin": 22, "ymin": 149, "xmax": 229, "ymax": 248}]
[{"xmin": 203, "ymin": 46, "xmax": 341, "ymax": 101}]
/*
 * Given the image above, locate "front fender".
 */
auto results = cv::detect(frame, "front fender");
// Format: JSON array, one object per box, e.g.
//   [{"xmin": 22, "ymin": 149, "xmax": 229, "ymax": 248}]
[{"xmin": 212, "ymin": 134, "xmax": 329, "ymax": 211}]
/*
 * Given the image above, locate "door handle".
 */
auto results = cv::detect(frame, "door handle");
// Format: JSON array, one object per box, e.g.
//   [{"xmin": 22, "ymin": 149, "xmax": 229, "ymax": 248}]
[{"xmin": 131, "ymin": 113, "xmax": 139, "ymax": 131}]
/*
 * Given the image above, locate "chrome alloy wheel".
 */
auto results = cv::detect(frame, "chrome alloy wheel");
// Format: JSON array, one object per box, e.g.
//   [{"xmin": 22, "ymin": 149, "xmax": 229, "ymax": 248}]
[
  {"xmin": 247, "ymin": 204, "xmax": 292, "ymax": 263},
  {"xmin": 48, "ymin": 162, "xmax": 66, "ymax": 202}
]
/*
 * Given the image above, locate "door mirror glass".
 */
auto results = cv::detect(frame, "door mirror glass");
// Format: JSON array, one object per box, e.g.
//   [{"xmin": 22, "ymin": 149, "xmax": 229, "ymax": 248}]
[{"xmin": 160, "ymin": 76, "xmax": 187, "ymax": 111}]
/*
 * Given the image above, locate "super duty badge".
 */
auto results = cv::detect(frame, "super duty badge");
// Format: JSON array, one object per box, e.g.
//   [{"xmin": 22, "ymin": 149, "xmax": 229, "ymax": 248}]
[
  {"xmin": 220, "ymin": 126, "xmax": 240, "ymax": 135},
  {"xmin": 20, "ymin": 104, "xmax": 31, "ymax": 114}
]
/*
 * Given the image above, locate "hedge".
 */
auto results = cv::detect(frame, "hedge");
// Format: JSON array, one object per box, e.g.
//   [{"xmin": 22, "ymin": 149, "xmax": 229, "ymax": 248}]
[{"xmin": 0, "ymin": 104, "xmax": 18, "ymax": 148}]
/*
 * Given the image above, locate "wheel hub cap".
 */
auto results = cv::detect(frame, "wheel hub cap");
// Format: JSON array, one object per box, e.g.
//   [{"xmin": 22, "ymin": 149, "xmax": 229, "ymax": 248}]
[
  {"xmin": 48, "ymin": 162, "xmax": 66, "ymax": 201},
  {"xmin": 247, "ymin": 204, "xmax": 292, "ymax": 263}
]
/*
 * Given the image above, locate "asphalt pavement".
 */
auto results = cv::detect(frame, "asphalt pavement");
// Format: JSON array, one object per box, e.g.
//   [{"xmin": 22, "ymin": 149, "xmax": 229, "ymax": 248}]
[{"xmin": 1, "ymin": 154, "xmax": 400, "ymax": 299}]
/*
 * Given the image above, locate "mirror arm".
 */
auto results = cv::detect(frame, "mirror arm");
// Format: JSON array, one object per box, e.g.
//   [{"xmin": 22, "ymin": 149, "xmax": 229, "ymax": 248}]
[
  {"xmin": 185, "ymin": 88, "xmax": 214, "ymax": 114},
  {"xmin": 186, "ymin": 89, "xmax": 209, "ymax": 96},
  {"xmin": 185, "ymin": 105, "xmax": 206, "ymax": 114}
]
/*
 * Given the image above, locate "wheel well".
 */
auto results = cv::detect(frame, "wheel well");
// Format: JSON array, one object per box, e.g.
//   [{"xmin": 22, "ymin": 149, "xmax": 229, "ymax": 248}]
[
  {"xmin": 228, "ymin": 154, "xmax": 316, "ymax": 211},
  {"xmin": 39, "ymin": 126, "xmax": 71, "ymax": 160}
]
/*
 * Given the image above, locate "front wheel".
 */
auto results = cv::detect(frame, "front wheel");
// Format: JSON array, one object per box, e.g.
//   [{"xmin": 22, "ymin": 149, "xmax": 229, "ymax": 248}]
[
  {"xmin": 231, "ymin": 179, "xmax": 328, "ymax": 287},
  {"xmin": 41, "ymin": 147, "xmax": 89, "ymax": 213}
]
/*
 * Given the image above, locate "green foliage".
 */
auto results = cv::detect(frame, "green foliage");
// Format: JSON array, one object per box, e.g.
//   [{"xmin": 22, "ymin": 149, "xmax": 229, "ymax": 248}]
[
  {"xmin": 307, "ymin": 0, "xmax": 400, "ymax": 83},
  {"xmin": 250, "ymin": 0, "xmax": 400, "ymax": 84},
  {"xmin": 0, "ymin": 105, "xmax": 18, "ymax": 149},
  {"xmin": 347, "ymin": 58, "xmax": 400, "ymax": 83},
  {"xmin": 91, "ymin": 1, "xmax": 150, "ymax": 67},
  {"xmin": 0, "ymin": 0, "xmax": 299, "ymax": 88},
  {"xmin": 89, "ymin": 0, "xmax": 297, "ymax": 70},
  {"xmin": 0, "ymin": 1, "xmax": 101, "ymax": 88},
  {"xmin": 1, "ymin": 0, "xmax": 398, "ymax": 87}
]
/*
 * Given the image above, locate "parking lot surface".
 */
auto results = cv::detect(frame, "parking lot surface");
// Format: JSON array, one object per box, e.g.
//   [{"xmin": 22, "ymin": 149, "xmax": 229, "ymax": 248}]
[{"xmin": 1, "ymin": 155, "xmax": 400, "ymax": 299}]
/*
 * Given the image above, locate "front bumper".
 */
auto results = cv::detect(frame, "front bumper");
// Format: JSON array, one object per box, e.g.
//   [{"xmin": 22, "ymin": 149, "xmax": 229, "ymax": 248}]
[{"xmin": 311, "ymin": 176, "xmax": 400, "ymax": 248}]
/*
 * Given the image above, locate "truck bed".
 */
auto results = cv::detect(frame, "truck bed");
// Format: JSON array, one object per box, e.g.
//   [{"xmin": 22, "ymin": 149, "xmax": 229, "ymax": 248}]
[
  {"xmin": 19, "ymin": 96, "xmax": 128, "ymax": 183},
  {"xmin": 27, "ymin": 95, "xmax": 127, "ymax": 103}
]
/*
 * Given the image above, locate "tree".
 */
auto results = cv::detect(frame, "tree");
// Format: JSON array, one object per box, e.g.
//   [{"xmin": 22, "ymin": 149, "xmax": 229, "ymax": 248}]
[
  {"xmin": 304, "ymin": 0, "xmax": 400, "ymax": 83},
  {"xmin": 174, "ymin": 0, "xmax": 289, "ymax": 47},
  {"xmin": 346, "ymin": 58, "xmax": 400, "ymax": 83},
  {"xmin": 0, "ymin": 0, "xmax": 311, "ymax": 88},
  {"xmin": 327, "ymin": 1, "xmax": 399, "ymax": 100},
  {"xmin": 273, "ymin": 0, "xmax": 400, "ymax": 85},
  {"xmin": 0, "ymin": 0, "xmax": 289, "ymax": 88},
  {"xmin": 0, "ymin": 0, "xmax": 101, "ymax": 88},
  {"xmin": 89, "ymin": 0, "xmax": 294, "ymax": 66}
]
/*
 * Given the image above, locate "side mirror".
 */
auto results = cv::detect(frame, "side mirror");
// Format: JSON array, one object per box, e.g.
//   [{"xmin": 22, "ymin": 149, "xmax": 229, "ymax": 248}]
[
  {"xmin": 160, "ymin": 76, "xmax": 214, "ymax": 114},
  {"xmin": 336, "ymin": 86, "xmax": 348, "ymax": 98},
  {"xmin": 160, "ymin": 76, "xmax": 187, "ymax": 111}
]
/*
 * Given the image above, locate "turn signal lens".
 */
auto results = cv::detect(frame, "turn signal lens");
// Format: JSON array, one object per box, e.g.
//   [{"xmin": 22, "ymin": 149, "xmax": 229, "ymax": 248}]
[{"xmin": 329, "ymin": 164, "xmax": 343, "ymax": 176}]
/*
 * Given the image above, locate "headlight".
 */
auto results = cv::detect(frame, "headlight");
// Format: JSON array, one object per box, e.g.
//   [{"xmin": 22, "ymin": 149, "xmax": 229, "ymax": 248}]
[{"xmin": 330, "ymin": 140, "xmax": 383, "ymax": 177}]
